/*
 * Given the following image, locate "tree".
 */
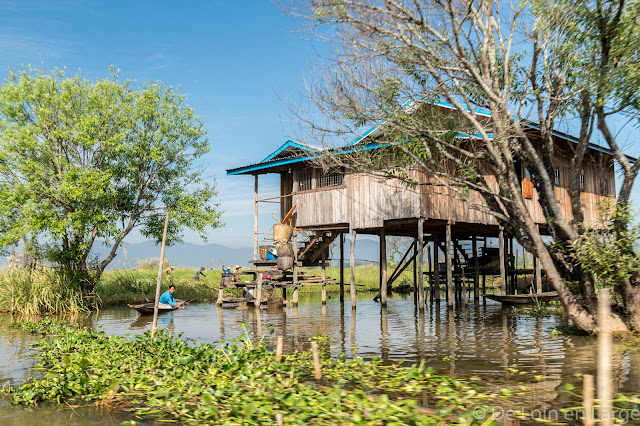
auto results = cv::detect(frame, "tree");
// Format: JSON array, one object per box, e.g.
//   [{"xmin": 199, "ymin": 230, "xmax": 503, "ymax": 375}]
[
  {"xmin": 0, "ymin": 68, "xmax": 222, "ymax": 293},
  {"xmin": 287, "ymin": 0, "xmax": 640, "ymax": 332}
]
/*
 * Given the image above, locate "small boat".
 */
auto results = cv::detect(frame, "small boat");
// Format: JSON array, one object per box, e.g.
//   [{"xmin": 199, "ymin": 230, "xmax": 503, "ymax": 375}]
[
  {"xmin": 128, "ymin": 299, "xmax": 185, "ymax": 314},
  {"xmin": 482, "ymin": 292, "xmax": 558, "ymax": 305}
]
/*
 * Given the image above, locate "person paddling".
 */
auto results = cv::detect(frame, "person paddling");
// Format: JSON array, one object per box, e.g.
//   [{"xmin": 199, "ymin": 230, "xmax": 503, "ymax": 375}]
[{"xmin": 159, "ymin": 284, "xmax": 183, "ymax": 309}]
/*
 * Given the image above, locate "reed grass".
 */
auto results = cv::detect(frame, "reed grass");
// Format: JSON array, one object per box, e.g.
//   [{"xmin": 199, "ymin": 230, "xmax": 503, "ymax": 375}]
[{"xmin": 0, "ymin": 268, "xmax": 90, "ymax": 315}]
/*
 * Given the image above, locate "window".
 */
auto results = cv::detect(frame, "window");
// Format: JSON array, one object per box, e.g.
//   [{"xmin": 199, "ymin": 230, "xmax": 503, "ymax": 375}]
[
  {"xmin": 554, "ymin": 168, "xmax": 560, "ymax": 186},
  {"xmin": 579, "ymin": 174, "xmax": 585, "ymax": 191},
  {"xmin": 298, "ymin": 168, "xmax": 313, "ymax": 192},
  {"xmin": 317, "ymin": 169, "xmax": 345, "ymax": 188},
  {"xmin": 601, "ymin": 179, "xmax": 609, "ymax": 196}
]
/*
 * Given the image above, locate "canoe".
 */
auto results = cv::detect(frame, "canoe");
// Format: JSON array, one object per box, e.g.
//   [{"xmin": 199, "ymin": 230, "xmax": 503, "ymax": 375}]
[
  {"xmin": 128, "ymin": 299, "xmax": 185, "ymax": 314},
  {"xmin": 482, "ymin": 292, "xmax": 558, "ymax": 305}
]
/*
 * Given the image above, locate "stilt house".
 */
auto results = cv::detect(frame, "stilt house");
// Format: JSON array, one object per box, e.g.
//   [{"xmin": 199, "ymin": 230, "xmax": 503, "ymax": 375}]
[{"xmin": 227, "ymin": 103, "xmax": 618, "ymax": 307}]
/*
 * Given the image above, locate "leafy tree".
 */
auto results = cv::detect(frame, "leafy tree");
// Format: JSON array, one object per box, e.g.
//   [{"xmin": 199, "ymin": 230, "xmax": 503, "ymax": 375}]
[
  {"xmin": 0, "ymin": 68, "xmax": 222, "ymax": 292},
  {"xmin": 287, "ymin": 0, "xmax": 640, "ymax": 332}
]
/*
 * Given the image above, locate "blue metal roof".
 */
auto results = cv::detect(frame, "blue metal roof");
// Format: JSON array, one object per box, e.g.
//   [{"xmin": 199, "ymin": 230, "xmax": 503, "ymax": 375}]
[{"xmin": 227, "ymin": 100, "xmax": 635, "ymax": 176}]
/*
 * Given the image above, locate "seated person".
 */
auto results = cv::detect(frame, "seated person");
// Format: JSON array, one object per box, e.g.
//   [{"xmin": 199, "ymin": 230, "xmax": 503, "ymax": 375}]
[{"xmin": 158, "ymin": 284, "xmax": 183, "ymax": 309}]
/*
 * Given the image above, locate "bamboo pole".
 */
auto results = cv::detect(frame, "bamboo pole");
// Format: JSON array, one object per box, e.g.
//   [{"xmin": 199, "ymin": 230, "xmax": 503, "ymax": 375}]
[
  {"xmin": 417, "ymin": 218, "xmax": 425, "ymax": 308},
  {"xmin": 152, "ymin": 211, "xmax": 170, "ymax": 337},
  {"xmin": 321, "ymin": 253, "xmax": 327, "ymax": 304},
  {"xmin": 276, "ymin": 335, "xmax": 284, "ymax": 362},
  {"xmin": 583, "ymin": 374, "xmax": 594, "ymax": 426},
  {"xmin": 598, "ymin": 288, "xmax": 612, "ymax": 426},
  {"xmin": 292, "ymin": 232, "xmax": 299, "ymax": 305},
  {"xmin": 255, "ymin": 272, "xmax": 263, "ymax": 307},
  {"xmin": 254, "ymin": 175, "xmax": 258, "ymax": 262},
  {"xmin": 350, "ymin": 229, "xmax": 357, "ymax": 308},
  {"xmin": 310, "ymin": 341, "xmax": 322, "ymax": 381}
]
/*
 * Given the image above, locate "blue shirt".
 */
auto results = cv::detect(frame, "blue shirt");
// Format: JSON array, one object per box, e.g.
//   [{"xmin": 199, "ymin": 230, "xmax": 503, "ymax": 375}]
[{"xmin": 159, "ymin": 290, "xmax": 176, "ymax": 307}]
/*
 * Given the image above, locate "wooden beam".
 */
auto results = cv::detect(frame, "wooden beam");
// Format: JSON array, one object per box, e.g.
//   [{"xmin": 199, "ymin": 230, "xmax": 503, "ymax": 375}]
[
  {"xmin": 433, "ymin": 234, "xmax": 441, "ymax": 302},
  {"xmin": 445, "ymin": 222, "xmax": 453, "ymax": 306},
  {"xmin": 254, "ymin": 273, "xmax": 263, "ymax": 307},
  {"xmin": 340, "ymin": 233, "xmax": 345, "ymax": 302},
  {"xmin": 388, "ymin": 240, "xmax": 415, "ymax": 285},
  {"xmin": 473, "ymin": 233, "xmax": 479, "ymax": 300},
  {"xmin": 293, "ymin": 231, "xmax": 299, "ymax": 305},
  {"xmin": 417, "ymin": 218, "xmax": 425, "ymax": 308},
  {"xmin": 427, "ymin": 243, "xmax": 432, "ymax": 302},
  {"xmin": 412, "ymin": 238, "xmax": 418, "ymax": 304},
  {"xmin": 380, "ymin": 228, "xmax": 387, "ymax": 305},
  {"xmin": 350, "ymin": 229, "xmax": 357, "ymax": 308},
  {"xmin": 499, "ymin": 227, "xmax": 506, "ymax": 295}
]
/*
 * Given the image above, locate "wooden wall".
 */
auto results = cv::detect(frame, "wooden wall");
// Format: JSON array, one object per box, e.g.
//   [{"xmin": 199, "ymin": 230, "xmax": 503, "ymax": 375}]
[{"xmin": 283, "ymin": 139, "xmax": 616, "ymax": 230}]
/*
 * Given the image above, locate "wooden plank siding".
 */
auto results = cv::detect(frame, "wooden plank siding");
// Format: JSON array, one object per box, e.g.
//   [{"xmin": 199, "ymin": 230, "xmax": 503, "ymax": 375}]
[{"xmin": 284, "ymin": 138, "xmax": 615, "ymax": 230}]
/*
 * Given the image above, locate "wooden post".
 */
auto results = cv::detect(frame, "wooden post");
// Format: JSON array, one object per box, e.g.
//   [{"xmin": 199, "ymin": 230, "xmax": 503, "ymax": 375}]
[
  {"xmin": 473, "ymin": 233, "xmax": 479, "ymax": 301},
  {"xmin": 254, "ymin": 175, "xmax": 259, "ymax": 262},
  {"xmin": 598, "ymin": 288, "xmax": 612, "ymax": 426},
  {"xmin": 499, "ymin": 227, "xmax": 506, "ymax": 295},
  {"xmin": 445, "ymin": 223, "xmax": 453, "ymax": 306},
  {"xmin": 292, "ymin": 232, "xmax": 299, "ymax": 305},
  {"xmin": 321, "ymin": 253, "xmax": 327, "ymax": 304},
  {"xmin": 276, "ymin": 335, "xmax": 284, "ymax": 362},
  {"xmin": 427, "ymin": 244, "xmax": 432, "ymax": 302},
  {"xmin": 350, "ymin": 229, "xmax": 357, "ymax": 308},
  {"xmin": 434, "ymin": 234, "xmax": 441, "ymax": 302},
  {"xmin": 584, "ymin": 374, "xmax": 594, "ymax": 426},
  {"xmin": 380, "ymin": 228, "xmax": 387, "ymax": 305},
  {"xmin": 534, "ymin": 256, "xmax": 542, "ymax": 294},
  {"xmin": 417, "ymin": 218, "xmax": 425, "ymax": 308},
  {"xmin": 412, "ymin": 238, "xmax": 418, "ymax": 304},
  {"xmin": 310, "ymin": 341, "xmax": 322, "ymax": 381},
  {"xmin": 254, "ymin": 272, "xmax": 263, "ymax": 307},
  {"xmin": 340, "ymin": 233, "xmax": 345, "ymax": 302},
  {"xmin": 216, "ymin": 278, "xmax": 224, "ymax": 305},
  {"xmin": 152, "ymin": 211, "xmax": 170, "ymax": 337}
]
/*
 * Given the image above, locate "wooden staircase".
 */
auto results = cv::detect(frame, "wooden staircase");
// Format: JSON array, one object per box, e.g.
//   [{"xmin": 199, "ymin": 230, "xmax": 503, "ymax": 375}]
[{"xmin": 297, "ymin": 230, "xmax": 339, "ymax": 266}]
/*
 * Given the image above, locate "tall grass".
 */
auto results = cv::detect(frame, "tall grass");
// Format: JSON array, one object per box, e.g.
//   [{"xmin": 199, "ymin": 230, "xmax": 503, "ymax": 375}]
[
  {"xmin": 97, "ymin": 268, "xmax": 222, "ymax": 305},
  {"xmin": 0, "ymin": 268, "xmax": 90, "ymax": 315}
]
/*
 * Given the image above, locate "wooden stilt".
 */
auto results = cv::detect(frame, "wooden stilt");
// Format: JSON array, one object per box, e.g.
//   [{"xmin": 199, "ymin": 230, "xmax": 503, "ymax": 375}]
[
  {"xmin": 499, "ymin": 227, "xmax": 507, "ymax": 295},
  {"xmin": 253, "ymin": 175, "xmax": 259, "ymax": 263},
  {"xmin": 417, "ymin": 218, "xmax": 425, "ymax": 308},
  {"xmin": 412, "ymin": 238, "xmax": 418, "ymax": 304},
  {"xmin": 350, "ymin": 229, "xmax": 357, "ymax": 308},
  {"xmin": 321, "ymin": 253, "xmax": 327, "ymax": 304},
  {"xmin": 434, "ymin": 234, "xmax": 441, "ymax": 302},
  {"xmin": 340, "ymin": 233, "xmax": 345, "ymax": 302},
  {"xmin": 473, "ymin": 233, "xmax": 479, "ymax": 301},
  {"xmin": 380, "ymin": 227, "xmax": 387, "ymax": 305},
  {"xmin": 292, "ymin": 232, "xmax": 299, "ymax": 305},
  {"xmin": 254, "ymin": 273, "xmax": 263, "ymax": 307},
  {"xmin": 445, "ymin": 222, "xmax": 453, "ymax": 306},
  {"xmin": 534, "ymin": 256, "xmax": 542, "ymax": 294},
  {"xmin": 216, "ymin": 278, "xmax": 224, "ymax": 305},
  {"xmin": 427, "ymin": 243, "xmax": 432, "ymax": 302}
]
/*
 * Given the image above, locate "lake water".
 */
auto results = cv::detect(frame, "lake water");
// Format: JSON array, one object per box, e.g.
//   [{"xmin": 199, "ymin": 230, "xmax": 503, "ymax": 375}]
[{"xmin": 1, "ymin": 293, "xmax": 639, "ymax": 425}]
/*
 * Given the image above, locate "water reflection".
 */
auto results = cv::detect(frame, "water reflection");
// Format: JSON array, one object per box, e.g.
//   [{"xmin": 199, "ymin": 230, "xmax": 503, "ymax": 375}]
[{"xmin": 1, "ymin": 293, "xmax": 640, "ymax": 424}]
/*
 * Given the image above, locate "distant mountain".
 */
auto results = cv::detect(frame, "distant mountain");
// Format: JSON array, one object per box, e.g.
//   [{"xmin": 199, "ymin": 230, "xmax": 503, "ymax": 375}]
[{"xmin": 94, "ymin": 236, "xmax": 382, "ymax": 270}]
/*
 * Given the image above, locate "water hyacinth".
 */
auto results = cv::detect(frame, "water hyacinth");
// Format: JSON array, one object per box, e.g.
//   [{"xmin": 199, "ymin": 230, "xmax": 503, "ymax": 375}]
[{"xmin": 6, "ymin": 319, "xmax": 498, "ymax": 425}]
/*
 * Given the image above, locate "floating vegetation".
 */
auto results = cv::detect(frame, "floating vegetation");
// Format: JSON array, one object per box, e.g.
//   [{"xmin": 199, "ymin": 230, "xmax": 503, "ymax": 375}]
[{"xmin": 6, "ymin": 319, "xmax": 504, "ymax": 424}]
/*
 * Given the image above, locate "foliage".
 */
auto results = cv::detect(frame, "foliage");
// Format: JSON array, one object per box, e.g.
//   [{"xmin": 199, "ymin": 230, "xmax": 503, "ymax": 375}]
[
  {"xmin": 0, "ymin": 67, "xmax": 222, "ymax": 291},
  {"xmin": 6, "ymin": 319, "xmax": 502, "ymax": 424},
  {"xmin": 571, "ymin": 203, "xmax": 640, "ymax": 288},
  {"xmin": 0, "ymin": 268, "xmax": 92, "ymax": 315}
]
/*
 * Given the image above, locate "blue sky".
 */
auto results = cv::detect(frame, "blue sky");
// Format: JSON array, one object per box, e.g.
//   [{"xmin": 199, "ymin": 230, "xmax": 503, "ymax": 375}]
[
  {"xmin": 1, "ymin": 1, "xmax": 638, "ymax": 251},
  {"xmin": 0, "ymin": 0, "xmax": 312, "ymax": 248}
]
